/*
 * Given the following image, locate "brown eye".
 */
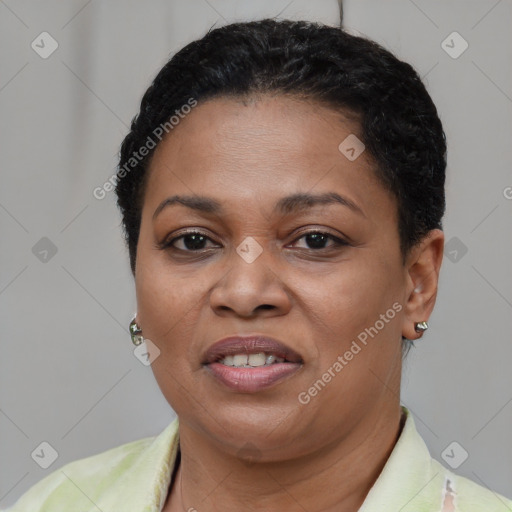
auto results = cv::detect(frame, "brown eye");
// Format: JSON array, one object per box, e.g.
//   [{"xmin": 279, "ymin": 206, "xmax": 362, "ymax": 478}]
[
  {"xmin": 159, "ymin": 231, "xmax": 219, "ymax": 252},
  {"xmin": 290, "ymin": 231, "xmax": 348, "ymax": 250}
]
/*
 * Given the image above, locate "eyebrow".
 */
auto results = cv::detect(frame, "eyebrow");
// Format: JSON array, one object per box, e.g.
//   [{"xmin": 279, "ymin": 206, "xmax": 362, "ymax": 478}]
[{"xmin": 152, "ymin": 191, "xmax": 365, "ymax": 220}]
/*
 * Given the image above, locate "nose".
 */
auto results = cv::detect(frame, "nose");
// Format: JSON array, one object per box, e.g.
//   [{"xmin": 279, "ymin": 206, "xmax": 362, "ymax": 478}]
[{"xmin": 209, "ymin": 244, "xmax": 292, "ymax": 318}]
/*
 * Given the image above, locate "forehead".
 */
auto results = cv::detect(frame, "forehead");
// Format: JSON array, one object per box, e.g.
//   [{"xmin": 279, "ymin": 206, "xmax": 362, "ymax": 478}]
[
  {"xmin": 150, "ymin": 94, "xmax": 362, "ymax": 166},
  {"xmin": 143, "ymin": 95, "xmax": 394, "ymax": 220}
]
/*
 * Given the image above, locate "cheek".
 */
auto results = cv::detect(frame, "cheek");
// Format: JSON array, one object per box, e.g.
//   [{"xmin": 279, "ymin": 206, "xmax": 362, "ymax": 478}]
[
  {"xmin": 134, "ymin": 234, "xmax": 198, "ymax": 347},
  {"xmin": 136, "ymin": 267, "xmax": 202, "ymax": 342},
  {"xmin": 300, "ymin": 263, "xmax": 403, "ymax": 394},
  {"xmin": 305, "ymin": 258, "xmax": 400, "ymax": 331},
  {"xmin": 135, "ymin": 253, "xmax": 203, "ymax": 411},
  {"xmin": 299, "ymin": 256, "xmax": 404, "ymax": 388}
]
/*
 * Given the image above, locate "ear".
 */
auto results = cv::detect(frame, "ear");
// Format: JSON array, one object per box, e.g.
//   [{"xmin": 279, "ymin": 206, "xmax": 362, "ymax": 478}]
[{"xmin": 402, "ymin": 229, "xmax": 444, "ymax": 340}]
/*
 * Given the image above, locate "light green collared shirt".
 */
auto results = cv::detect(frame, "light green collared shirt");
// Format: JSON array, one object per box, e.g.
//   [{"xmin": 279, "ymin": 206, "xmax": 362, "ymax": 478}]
[{"xmin": 4, "ymin": 406, "xmax": 512, "ymax": 511}]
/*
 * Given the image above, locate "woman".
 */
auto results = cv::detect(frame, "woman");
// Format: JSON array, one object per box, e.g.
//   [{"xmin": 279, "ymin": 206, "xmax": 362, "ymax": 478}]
[{"xmin": 6, "ymin": 18, "xmax": 512, "ymax": 512}]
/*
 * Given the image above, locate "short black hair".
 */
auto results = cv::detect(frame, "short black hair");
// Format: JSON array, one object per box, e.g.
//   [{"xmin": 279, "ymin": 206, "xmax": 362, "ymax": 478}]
[{"xmin": 115, "ymin": 16, "xmax": 446, "ymax": 279}]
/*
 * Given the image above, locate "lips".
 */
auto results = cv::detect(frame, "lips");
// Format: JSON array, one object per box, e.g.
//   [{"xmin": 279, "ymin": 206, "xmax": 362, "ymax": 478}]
[{"xmin": 202, "ymin": 335, "xmax": 304, "ymax": 365}]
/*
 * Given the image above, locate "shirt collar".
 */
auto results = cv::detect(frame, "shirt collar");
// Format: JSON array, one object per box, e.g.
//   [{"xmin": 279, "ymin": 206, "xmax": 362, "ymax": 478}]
[
  {"xmin": 94, "ymin": 416, "xmax": 180, "ymax": 511},
  {"xmin": 358, "ymin": 405, "xmax": 446, "ymax": 511},
  {"xmin": 96, "ymin": 406, "xmax": 444, "ymax": 511}
]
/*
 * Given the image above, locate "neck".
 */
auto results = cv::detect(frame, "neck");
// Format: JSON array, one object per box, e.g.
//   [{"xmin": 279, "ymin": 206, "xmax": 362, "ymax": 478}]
[{"xmin": 164, "ymin": 402, "xmax": 404, "ymax": 512}]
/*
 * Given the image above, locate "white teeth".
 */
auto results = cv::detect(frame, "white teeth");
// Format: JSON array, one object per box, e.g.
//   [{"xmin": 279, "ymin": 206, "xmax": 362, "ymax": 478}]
[
  {"xmin": 219, "ymin": 352, "xmax": 286, "ymax": 367},
  {"xmin": 233, "ymin": 354, "xmax": 248, "ymax": 366},
  {"xmin": 248, "ymin": 353, "xmax": 266, "ymax": 367}
]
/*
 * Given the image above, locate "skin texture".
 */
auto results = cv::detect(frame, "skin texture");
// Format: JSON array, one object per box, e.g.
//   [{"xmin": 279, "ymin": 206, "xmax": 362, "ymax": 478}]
[{"xmin": 134, "ymin": 95, "xmax": 444, "ymax": 512}]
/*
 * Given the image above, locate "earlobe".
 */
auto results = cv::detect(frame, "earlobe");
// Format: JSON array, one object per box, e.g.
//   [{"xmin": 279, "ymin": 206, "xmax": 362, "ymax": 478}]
[{"xmin": 401, "ymin": 229, "xmax": 444, "ymax": 340}]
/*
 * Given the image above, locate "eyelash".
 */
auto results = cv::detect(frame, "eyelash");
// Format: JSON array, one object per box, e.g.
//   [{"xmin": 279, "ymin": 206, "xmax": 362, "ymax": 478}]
[{"xmin": 157, "ymin": 229, "xmax": 350, "ymax": 253}]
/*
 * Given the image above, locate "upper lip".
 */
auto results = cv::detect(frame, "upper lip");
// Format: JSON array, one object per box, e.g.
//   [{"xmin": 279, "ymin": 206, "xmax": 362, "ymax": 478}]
[{"xmin": 203, "ymin": 335, "xmax": 304, "ymax": 365}]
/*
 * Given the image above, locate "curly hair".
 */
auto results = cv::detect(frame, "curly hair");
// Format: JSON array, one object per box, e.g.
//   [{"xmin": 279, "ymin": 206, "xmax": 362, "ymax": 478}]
[{"xmin": 115, "ymin": 19, "xmax": 446, "ymax": 356}]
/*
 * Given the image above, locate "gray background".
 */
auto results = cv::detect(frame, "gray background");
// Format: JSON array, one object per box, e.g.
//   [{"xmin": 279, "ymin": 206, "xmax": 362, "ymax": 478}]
[{"xmin": 1, "ymin": 0, "xmax": 511, "ymax": 507}]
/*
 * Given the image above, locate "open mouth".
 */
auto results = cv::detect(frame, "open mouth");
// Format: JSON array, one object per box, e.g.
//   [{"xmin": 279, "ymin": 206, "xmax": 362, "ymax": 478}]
[
  {"xmin": 203, "ymin": 335, "xmax": 303, "ymax": 365},
  {"xmin": 202, "ymin": 336, "xmax": 304, "ymax": 392},
  {"xmin": 216, "ymin": 352, "xmax": 295, "ymax": 368}
]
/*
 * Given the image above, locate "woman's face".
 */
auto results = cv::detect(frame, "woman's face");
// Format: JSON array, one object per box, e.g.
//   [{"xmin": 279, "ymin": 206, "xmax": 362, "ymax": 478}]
[{"xmin": 135, "ymin": 95, "xmax": 421, "ymax": 459}]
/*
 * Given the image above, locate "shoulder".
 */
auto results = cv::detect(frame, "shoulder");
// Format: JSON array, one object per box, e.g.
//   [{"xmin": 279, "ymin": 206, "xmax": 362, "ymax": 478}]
[
  {"xmin": 429, "ymin": 457, "xmax": 512, "ymax": 512},
  {"xmin": 3, "ymin": 430, "xmax": 165, "ymax": 511},
  {"xmin": 385, "ymin": 407, "xmax": 512, "ymax": 512}
]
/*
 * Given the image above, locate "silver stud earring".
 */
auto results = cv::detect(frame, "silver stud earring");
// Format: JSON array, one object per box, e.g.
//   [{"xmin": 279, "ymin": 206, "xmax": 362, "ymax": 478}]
[
  {"xmin": 129, "ymin": 317, "xmax": 144, "ymax": 346},
  {"xmin": 414, "ymin": 321, "xmax": 428, "ymax": 334}
]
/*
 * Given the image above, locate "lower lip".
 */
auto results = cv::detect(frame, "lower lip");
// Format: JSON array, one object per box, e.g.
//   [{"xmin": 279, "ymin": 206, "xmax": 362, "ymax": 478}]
[{"xmin": 205, "ymin": 362, "xmax": 302, "ymax": 392}]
